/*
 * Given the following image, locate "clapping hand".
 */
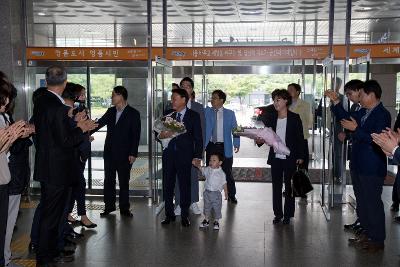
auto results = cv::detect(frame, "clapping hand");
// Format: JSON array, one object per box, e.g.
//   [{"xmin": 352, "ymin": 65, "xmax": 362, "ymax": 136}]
[
  {"xmin": 0, "ymin": 128, "xmax": 12, "ymax": 153},
  {"xmin": 21, "ymin": 123, "xmax": 35, "ymax": 138},
  {"xmin": 0, "ymin": 121, "xmax": 26, "ymax": 153},
  {"xmin": 74, "ymin": 110, "xmax": 88, "ymax": 122},
  {"xmin": 77, "ymin": 117, "xmax": 98, "ymax": 133},
  {"xmin": 324, "ymin": 90, "xmax": 340, "ymax": 104},
  {"xmin": 341, "ymin": 117, "xmax": 358, "ymax": 131},
  {"xmin": 371, "ymin": 127, "xmax": 400, "ymax": 156}
]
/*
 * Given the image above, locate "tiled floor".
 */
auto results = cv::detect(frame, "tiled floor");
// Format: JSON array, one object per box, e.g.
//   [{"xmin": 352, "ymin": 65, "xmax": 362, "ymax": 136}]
[{"xmin": 12, "ymin": 183, "xmax": 400, "ymax": 267}]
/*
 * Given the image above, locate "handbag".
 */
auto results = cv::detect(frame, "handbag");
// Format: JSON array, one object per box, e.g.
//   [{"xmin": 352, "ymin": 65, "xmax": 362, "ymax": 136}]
[{"xmin": 291, "ymin": 166, "xmax": 313, "ymax": 197}]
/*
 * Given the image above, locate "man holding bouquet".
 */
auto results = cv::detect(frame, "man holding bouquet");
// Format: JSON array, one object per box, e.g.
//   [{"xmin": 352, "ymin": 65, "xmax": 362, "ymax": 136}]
[
  {"xmin": 205, "ymin": 90, "xmax": 240, "ymax": 203},
  {"xmin": 158, "ymin": 88, "xmax": 203, "ymax": 227}
]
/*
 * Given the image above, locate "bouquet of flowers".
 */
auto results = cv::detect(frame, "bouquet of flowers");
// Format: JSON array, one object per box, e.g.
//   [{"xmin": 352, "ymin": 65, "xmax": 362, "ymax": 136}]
[
  {"xmin": 233, "ymin": 126, "xmax": 290, "ymax": 156},
  {"xmin": 154, "ymin": 113, "xmax": 187, "ymax": 149}
]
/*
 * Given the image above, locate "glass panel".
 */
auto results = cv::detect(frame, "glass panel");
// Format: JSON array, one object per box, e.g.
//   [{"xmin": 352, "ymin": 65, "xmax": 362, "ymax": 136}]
[
  {"xmin": 152, "ymin": 63, "xmax": 172, "ymax": 205},
  {"xmin": 319, "ymin": 61, "xmax": 335, "ymax": 214},
  {"xmin": 89, "ymin": 67, "xmax": 149, "ymax": 195}
]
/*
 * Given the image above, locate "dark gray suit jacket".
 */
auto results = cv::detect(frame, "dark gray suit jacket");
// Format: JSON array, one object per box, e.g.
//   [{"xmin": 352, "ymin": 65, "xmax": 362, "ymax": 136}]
[{"xmin": 189, "ymin": 100, "xmax": 206, "ymax": 149}]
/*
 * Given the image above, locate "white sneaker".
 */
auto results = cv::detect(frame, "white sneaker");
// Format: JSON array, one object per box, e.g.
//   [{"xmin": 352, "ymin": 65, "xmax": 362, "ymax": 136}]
[
  {"xmin": 213, "ymin": 221, "xmax": 220, "ymax": 230},
  {"xmin": 199, "ymin": 219, "xmax": 210, "ymax": 229},
  {"xmin": 174, "ymin": 205, "xmax": 181, "ymax": 216},
  {"xmin": 190, "ymin": 203, "xmax": 201, "ymax": 215}
]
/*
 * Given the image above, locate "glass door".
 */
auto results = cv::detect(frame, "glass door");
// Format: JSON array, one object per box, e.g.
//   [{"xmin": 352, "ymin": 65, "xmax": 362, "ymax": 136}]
[
  {"xmin": 320, "ymin": 56, "xmax": 335, "ymax": 220},
  {"xmin": 152, "ymin": 58, "xmax": 172, "ymax": 214},
  {"xmin": 26, "ymin": 61, "xmax": 151, "ymax": 197},
  {"xmin": 88, "ymin": 64, "xmax": 149, "ymax": 196}
]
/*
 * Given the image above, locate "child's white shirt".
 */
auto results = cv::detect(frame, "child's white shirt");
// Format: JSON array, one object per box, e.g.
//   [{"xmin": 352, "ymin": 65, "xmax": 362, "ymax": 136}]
[{"xmin": 200, "ymin": 166, "xmax": 226, "ymax": 192}]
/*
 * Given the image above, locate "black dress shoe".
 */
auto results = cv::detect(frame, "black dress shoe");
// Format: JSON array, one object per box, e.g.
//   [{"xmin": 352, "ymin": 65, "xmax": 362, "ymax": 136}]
[
  {"xmin": 29, "ymin": 242, "xmax": 37, "ymax": 253},
  {"xmin": 391, "ymin": 203, "xmax": 399, "ymax": 212},
  {"xmin": 181, "ymin": 217, "xmax": 191, "ymax": 227},
  {"xmin": 161, "ymin": 216, "xmax": 176, "ymax": 225},
  {"xmin": 344, "ymin": 220, "xmax": 359, "ymax": 230},
  {"xmin": 282, "ymin": 218, "xmax": 290, "ymax": 225},
  {"xmin": 228, "ymin": 197, "xmax": 238, "ymax": 204},
  {"xmin": 63, "ymin": 244, "xmax": 76, "ymax": 252},
  {"xmin": 52, "ymin": 255, "xmax": 74, "ymax": 263},
  {"xmin": 272, "ymin": 217, "xmax": 282, "ymax": 224},
  {"xmin": 120, "ymin": 210, "xmax": 133, "ymax": 217},
  {"xmin": 64, "ymin": 239, "xmax": 77, "ymax": 247},
  {"xmin": 100, "ymin": 208, "xmax": 116, "ymax": 217},
  {"xmin": 68, "ymin": 231, "xmax": 84, "ymax": 240},
  {"xmin": 348, "ymin": 233, "xmax": 368, "ymax": 245},
  {"xmin": 362, "ymin": 241, "xmax": 384, "ymax": 252},
  {"xmin": 79, "ymin": 220, "xmax": 98, "ymax": 228},
  {"xmin": 59, "ymin": 249, "xmax": 75, "ymax": 256}
]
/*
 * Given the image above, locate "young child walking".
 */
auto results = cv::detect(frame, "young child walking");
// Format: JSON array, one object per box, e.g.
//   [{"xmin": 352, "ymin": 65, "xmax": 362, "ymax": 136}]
[{"xmin": 196, "ymin": 152, "xmax": 228, "ymax": 230}]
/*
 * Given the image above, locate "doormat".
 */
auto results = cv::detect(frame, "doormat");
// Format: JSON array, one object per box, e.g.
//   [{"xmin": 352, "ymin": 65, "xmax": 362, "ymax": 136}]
[{"xmin": 230, "ymin": 167, "xmax": 395, "ymax": 185}]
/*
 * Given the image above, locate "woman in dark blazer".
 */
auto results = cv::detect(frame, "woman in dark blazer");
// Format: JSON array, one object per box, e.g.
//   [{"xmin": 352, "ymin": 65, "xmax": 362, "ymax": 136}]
[{"xmin": 257, "ymin": 89, "xmax": 305, "ymax": 225}]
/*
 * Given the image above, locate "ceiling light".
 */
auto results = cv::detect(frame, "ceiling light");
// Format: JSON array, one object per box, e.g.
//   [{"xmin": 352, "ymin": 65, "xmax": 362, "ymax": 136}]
[
  {"xmin": 362, "ymin": 7, "xmax": 372, "ymax": 10},
  {"xmin": 38, "ymin": 12, "xmax": 46, "ymax": 16}
]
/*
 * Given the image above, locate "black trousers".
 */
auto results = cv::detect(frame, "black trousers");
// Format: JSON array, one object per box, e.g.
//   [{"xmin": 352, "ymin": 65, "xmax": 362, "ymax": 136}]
[
  {"xmin": 36, "ymin": 183, "xmax": 69, "ymax": 264},
  {"xmin": 163, "ymin": 154, "xmax": 191, "ymax": 218},
  {"xmin": 271, "ymin": 158, "xmax": 296, "ymax": 219},
  {"xmin": 0, "ymin": 184, "xmax": 9, "ymax": 267},
  {"xmin": 104, "ymin": 159, "xmax": 132, "ymax": 211},
  {"xmin": 69, "ymin": 161, "xmax": 87, "ymax": 215},
  {"xmin": 355, "ymin": 172, "xmax": 385, "ymax": 243},
  {"xmin": 392, "ymin": 172, "xmax": 399, "ymax": 205},
  {"xmin": 206, "ymin": 142, "xmax": 236, "ymax": 198},
  {"xmin": 300, "ymin": 139, "xmax": 309, "ymax": 171}
]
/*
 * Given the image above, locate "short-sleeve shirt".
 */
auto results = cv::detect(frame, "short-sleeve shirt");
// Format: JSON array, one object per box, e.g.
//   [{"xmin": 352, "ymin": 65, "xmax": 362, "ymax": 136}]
[{"xmin": 201, "ymin": 166, "xmax": 226, "ymax": 192}]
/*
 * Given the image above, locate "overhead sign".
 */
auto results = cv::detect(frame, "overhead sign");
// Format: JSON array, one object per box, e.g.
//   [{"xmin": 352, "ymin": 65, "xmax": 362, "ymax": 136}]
[{"xmin": 26, "ymin": 43, "xmax": 400, "ymax": 61}]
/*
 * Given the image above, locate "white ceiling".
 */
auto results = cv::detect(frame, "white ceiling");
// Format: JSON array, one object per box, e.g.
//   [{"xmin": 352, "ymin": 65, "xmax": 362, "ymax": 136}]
[{"xmin": 32, "ymin": 0, "xmax": 400, "ymax": 24}]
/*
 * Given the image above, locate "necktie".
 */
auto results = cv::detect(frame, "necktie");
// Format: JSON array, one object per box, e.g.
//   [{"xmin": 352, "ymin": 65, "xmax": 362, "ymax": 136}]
[
  {"xmin": 177, "ymin": 112, "xmax": 182, "ymax": 122},
  {"xmin": 212, "ymin": 109, "xmax": 218, "ymax": 142}
]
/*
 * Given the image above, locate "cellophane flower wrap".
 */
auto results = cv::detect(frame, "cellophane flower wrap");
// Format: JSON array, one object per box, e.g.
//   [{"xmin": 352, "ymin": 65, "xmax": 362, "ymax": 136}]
[
  {"xmin": 154, "ymin": 113, "xmax": 187, "ymax": 150},
  {"xmin": 232, "ymin": 126, "xmax": 290, "ymax": 156}
]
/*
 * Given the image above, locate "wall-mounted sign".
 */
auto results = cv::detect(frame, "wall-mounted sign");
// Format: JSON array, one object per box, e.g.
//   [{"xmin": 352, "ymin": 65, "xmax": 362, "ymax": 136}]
[{"xmin": 26, "ymin": 44, "xmax": 400, "ymax": 61}]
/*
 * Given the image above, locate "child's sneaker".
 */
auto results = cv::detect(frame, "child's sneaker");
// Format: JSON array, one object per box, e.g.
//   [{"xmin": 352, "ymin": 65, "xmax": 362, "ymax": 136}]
[
  {"xmin": 199, "ymin": 219, "xmax": 209, "ymax": 229},
  {"xmin": 213, "ymin": 221, "xmax": 220, "ymax": 230}
]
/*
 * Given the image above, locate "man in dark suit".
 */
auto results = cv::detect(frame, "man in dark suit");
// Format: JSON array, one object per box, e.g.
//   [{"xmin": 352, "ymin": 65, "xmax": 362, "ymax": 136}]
[
  {"xmin": 33, "ymin": 66, "xmax": 97, "ymax": 266},
  {"xmin": 93, "ymin": 86, "xmax": 141, "ymax": 218},
  {"xmin": 174, "ymin": 77, "xmax": 205, "ymax": 215},
  {"xmin": 339, "ymin": 80, "xmax": 364, "ymax": 232},
  {"xmin": 326, "ymin": 80, "xmax": 391, "ymax": 252},
  {"xmin": 390, "ymin": 112, "xmax": 400, "ymax": 214},
  {"xmin": 159, "ymin": 88, "xmax": 203, "ymax": 227}
]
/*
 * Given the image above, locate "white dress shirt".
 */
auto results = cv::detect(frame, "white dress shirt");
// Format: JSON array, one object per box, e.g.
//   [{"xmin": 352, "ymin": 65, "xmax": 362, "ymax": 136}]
[
  {"xmin": 201, "ymin": 166, "xmax": 227, "ymax": 192},
  {"xmin": 211, "ymin": 107, "xmax": 224, "ymax": 143},
  {"xmin": 47, "ymin": 89, "xmax": 65, "ymax": 104},
  {"xmin": 116, "ymin": 104, "xmax": 127, "ymax": 124},
  {"xmin": 275, "ymin": 117, "xmax": 287, "ymax": 159}
]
